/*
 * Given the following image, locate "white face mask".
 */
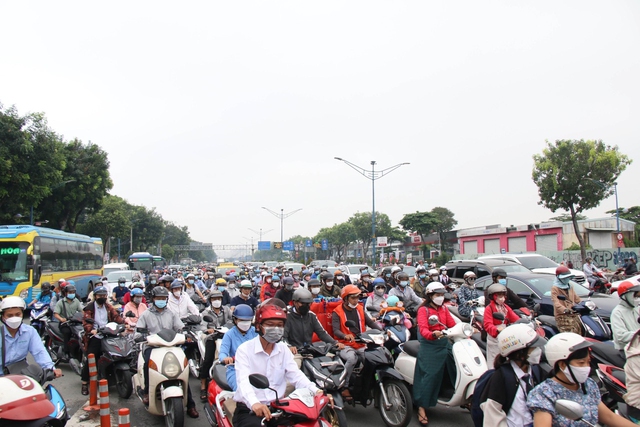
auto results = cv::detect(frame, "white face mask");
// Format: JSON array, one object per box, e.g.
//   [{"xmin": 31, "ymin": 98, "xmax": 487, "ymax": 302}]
[
  {"xmin": 527, "ymin": 347, "xmax": 542, "ymax": 365},
  {"xmin": 211, "ymin": 300, "xmax": 222, "ymax": 308},
  {"xmin": 433, "ymin": 296, "xmax": 445, "ymax": 306},
  {"xmin": 266, "ymin": 278, "xmax": 272, "ymax": 284},
  {"xmin": 325, "ymin": 281, "xmax": 333, "ymax": 288},
  {"xmin": 562, "ymin": 364, "xmax": 591, "ymax": 384},
  {"xmin": 311, "ymin": 287, "xmax": 320, "ymax": 295},
  {"xmin": 4, "ymin": 316, "xmax": 22, "ymax": 329},
  {"xmin": 173, "ymin": 290, "xmax": 181, "ymax": 298},
  {"xmin": 348, "ymin": 302, "xmax": 358, "ymax": 309},
  {"xmin": 375, "ymin": 288, "xmax": 385, "ymax": 296},
  {"xmin": 237, "ymin": 320, "xmax": 252, "ymax": 332}
]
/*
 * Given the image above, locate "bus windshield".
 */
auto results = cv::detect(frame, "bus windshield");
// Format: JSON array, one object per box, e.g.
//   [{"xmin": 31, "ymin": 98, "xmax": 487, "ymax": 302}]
[
  {"xmin": 0, "ymin": 242, "xmax": 29, "ymax": 282},
  {"xmin": 128, "ymin": 255, "xmax": 154, "ymax": 273}
]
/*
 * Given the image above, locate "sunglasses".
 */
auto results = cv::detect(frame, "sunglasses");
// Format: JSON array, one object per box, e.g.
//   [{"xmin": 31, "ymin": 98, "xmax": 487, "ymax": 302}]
[{"xmin": 467, "ymin": 277, "xmax": 476, "ymax": 281}]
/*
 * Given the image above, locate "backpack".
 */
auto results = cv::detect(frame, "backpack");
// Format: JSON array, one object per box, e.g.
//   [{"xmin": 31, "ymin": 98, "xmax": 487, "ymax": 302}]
[{"xmin": 471, "ymin": 363, "xmax": 542, "ymax": 427}]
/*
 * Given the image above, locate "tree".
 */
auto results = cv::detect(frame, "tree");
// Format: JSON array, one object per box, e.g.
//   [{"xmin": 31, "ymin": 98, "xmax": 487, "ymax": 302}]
[
  {"xmin": 399, "ymin": 211, "xmax": 439, "ymax": 259},
  {"xmin": 532, "ymin": 139, "xmax": 632, "ymax": 262},
  {"xmin": 37, "ymin": 139, "xmax": 113, "ymax": 231},
  {"xmin": 0, "ymin": 104, "xmax": 65, "ymax": 223},
  {"xmin": 606, "ymin": 206, "xmax": 640, "ymax": 247},
  {"xmin": 348, "ymin": 211, "xmax": 404, "ymax": 262},
  {"xmin": 78, "ymin": 195, "xmax": 130, "ymax": 256},
  {"xmin": 315, "ymin": 222, "xmax": 356, "ymax": 262},
  {"xmin": 161, "ymin": 244, "xmax": 175, "ymax": 262},
  {"xmin": 431, "ymin": 207, "xmax": 458, "ymax": 253},
  {"xmin": 129, "ymin": 205, "xmax": 164, "ymax": 253},
  {"xmin": 549, "ymin": 213, "xmax": 587, "ymax": 222}
]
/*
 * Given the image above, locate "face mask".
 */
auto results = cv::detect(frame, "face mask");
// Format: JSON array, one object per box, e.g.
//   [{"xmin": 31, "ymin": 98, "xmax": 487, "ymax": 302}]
[
  {"xmin": 325, "ymin": 281, "xmax": 333, "ymax": 288},
  {"xmin": 562, "ymin": 364, "xmax": 591, "ymax": 384},
  {"xmin": 96, "ymin": 297, "xmax": 107, "ymax": 305},
  {"xmin": 218, "ymin": 286, "xmax": 226, "ymax": 292},
  {"xmin": 399, "ymin": 281, "xmax": 409, "ymax": 287},
  {"xmin": 527, "ymin": 347, "xmax": 542, "ymax": 365},
  {"xmin": 266, "ymin": 278, "xmax": 272, "ymax": 284},
  {"xmin": 311, "ymin": 287, "xmax": 320, "ymax": 295},
  {"xmin": 4, "ymin": 316, "xmax": 22, "ymax": 329},
  {"xmin": 211, "ymin": 300, "xmax": 222, "ymax": 308},
  {"xmin": 385, "ymin": 274, "xmax": 391, "ymax": 278},
  {"xmin": 150, "ymin": 280, "xmax": 157, "ymax": 285},
  {"xmin": 496, "ymin": 296, "xmax": 506, "ymax": 305},
  {"xmin": 348, "ymin": 302, "xmax": 359, "ymax": 309},
  {"xmin": 431, "ymin": 276, "xmax": 439, "ymax": 281},
  {"xmin": 119, "ymin": 283, "xmax": 125, "ymax": 287},
  {"xmin": 188, "ymin": 280, "xmax": 195, "ymax": 285},
  {"xmin": 262, "ymin": 326, "xmax": 284, "ymax": 343},
  {"xmin": 102, "ymin": 280, "xmax": 108, "ymax": 284},
  {"xmin": 237, "ymin": 320, "xmax": 252, "ymax": 331},
  {"xmin": 67, "ymin": 293, "xmax": 76, "ymax": 300},
  {"xmin": 297, "ymin": 305, "xmax": 310, "ymax": 315},
  {"xmin": 229, "ymin": 283, "xmax": 236, "ymax": 289},
  {"xmin": 285, "ymin": 285, "xmax": 293, "ymax": 291},
  {"xmin": 498, "ymin": 279, "xmax": 507, "ymax": 285},
  {"xmin": 134, "ymin": 297, "xmax": 142, "ymax": 304},
  {"xmin": 375, "ymin": 288, "xmax": 385, "ymax": 296},
  {"xmin": 419, "ymin": 274, "xmax": 426, "ymax": 279},
  {"xmin": 273, "ymin": 282, "xmax": 280, "ymax": 288},
  {"xmin": 559, "ymin": 277, "xmax": 571, "ymax": 286},
  {"xmin": 154, "ymin": 299, "xmax": 167, "ymax": 309},
  {"xmin": 433, "ymin": 296, "xmax": 445, "ymax": 306},
  {"xmin": 336, "ymin": 276, "xmax": 343, "ymax": 281},
  {"xmin": 173, "ymin": 290, "xmax": 181, "ymax": 298}
]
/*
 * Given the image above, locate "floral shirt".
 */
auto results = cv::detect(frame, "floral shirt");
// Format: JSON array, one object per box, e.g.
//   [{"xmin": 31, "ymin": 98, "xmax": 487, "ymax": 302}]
[
  {"xmin": 527, "ymin": 378, "xmax": 600, "ymax": 427},
  {"xmin": 457, "ymin": 285, "xmax": 480, "ymax": 318}
]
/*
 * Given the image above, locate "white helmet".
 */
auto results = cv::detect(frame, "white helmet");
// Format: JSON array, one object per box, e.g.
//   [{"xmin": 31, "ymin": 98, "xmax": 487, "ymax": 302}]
[
  {"xmin": 0, "ymin": 296, "xmax": 26, "ymax": 312},
  {"xmin": 428, "ymin": 269, "xmax": 439, "ymax": 276},
  {"xmin": 0, "ymin": 374, "xmax": 54, "ymax": 420},
  {"xmin": 440, "ymin": 266, "xmax": 447, "ymax": 271},
  {"xmin": 391, "ymin": 266, "xmax": 402, "ymax": 273},
  {"xmin": 497, "ymin": 324, "xmax": 545, "ymax": 357},
  {"xmin": 426, "ymin": 282, "xmax": 446, "ymax": 294},
  {"xmin": 240, "ymin": 279, "xmax": 252, "ymax": 288},
  {"xmin": 463, "ymin": 271, "xmax": 477, "ymax": 279},
  {"xmin": 545, "ymin": 332, "xmax": 591, "ymax": 369}
]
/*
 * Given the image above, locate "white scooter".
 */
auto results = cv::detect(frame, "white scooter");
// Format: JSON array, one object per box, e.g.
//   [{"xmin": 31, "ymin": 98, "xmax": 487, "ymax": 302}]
[
  {"xmin": 132, "ymin": 328, "xmax": 190, "ymax": 427},
  {"xmin": 394, "ymin": 315, "xmax": 487, "ymax": 407}
]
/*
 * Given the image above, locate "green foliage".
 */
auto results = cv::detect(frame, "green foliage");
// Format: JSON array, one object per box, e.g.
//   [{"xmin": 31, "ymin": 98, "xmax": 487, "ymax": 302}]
[
  {"xmin": 315, "ymin": 222, "xmax": 356, "ymax": 262},
  {"xmin": 161, "ymin": 244, "xmax": 175, "ymax": 262},
  {"xmin": 532, "ymin": 139, "xmax": 632, "ymax": 261},
  {"xmin": 399, "ymin": 207, "xmax": 457, "ymax": 256},
  {"xmin": 549, "ymin": 213, "xmax": 587, "ymax": 222},
  {"xmin": 77, "ymin": 195, "xmax": 130, "ymax": 254},
  {"xmin": 348, "ymin": 211, "xmax": 404, "ymax": 262},
  {"xmin": 609, "ymin": 206, "xmax": 640, "ymax": 246}
]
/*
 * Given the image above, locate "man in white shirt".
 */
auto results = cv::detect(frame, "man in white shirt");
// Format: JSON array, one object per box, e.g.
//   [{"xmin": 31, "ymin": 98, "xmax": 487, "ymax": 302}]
[
  {"xmin": 167, "ymin": 281, "xmax": 199, "ymax": 318},
  {"xmin": 233, "ymin": 301, "xmax": 329, "ymax": 427}
]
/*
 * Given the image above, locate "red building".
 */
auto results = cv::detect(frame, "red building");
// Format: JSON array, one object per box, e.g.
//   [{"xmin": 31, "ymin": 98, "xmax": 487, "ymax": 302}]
[{"xmin": 457, "ymin": 222, "xmax": 563, "ymax": 255}]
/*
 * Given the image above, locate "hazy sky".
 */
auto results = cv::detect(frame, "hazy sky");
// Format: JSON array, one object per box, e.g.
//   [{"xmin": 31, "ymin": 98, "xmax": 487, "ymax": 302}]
[{"xmin": 2, "ymin": 1, "xmax": 639, "ymax": 257}]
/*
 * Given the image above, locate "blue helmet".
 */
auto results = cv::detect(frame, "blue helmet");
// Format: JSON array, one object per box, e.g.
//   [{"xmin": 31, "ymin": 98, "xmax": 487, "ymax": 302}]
[
  {"xmin": 386, "ymin": 295, "xmax": 400, "ymax": 307},
  {"xmin": 373, "ymin": 277, "xmax": 386, "ymax": 286},
  {"xmin": 94, "ymin": 286, "xmax": 108, "ymax": 295},
  {"xmin": 130, "ymin": 288, "xmax": 144, "ymax": 297},
  {"xmin": 233, "ymin": 304, "xmax": 254, "ymax": 321}
]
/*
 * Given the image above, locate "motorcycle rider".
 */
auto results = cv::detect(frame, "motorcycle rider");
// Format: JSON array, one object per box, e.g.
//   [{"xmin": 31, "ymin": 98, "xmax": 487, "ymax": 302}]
[
  {"xmin": 484, "ymin": 283, "xmax": 520, "ymax": 367},
  {"xmin": 232, "ymin": 302, "xmax": 323, "ymax": 427},
  {"xmin": 275, "ymin": 276, "xmax": 296, "ymax": 306},
  {"xmin": 81, "ymin": 286, "xmax": 123, "ymax": 395},
  {"xmin": 357, "ymin": 269, "xmax": 373, "ymax": 292},
  {"xmin": 52, "ymin": 283, "xmax": 83, "ymax": 360},
  {"xmin": 583, "ymin": 256, "xmax": 603, "ymax": 290},
  {"xmin": 0, "ymin": 296, "xmax": 62, "ymax": 377},
  {"xmin": 334, "ymin": 269, "xmax": 348, "ymax": 288},
  {"xmin": 111, "ymin": 276, "xmax": 129, "ymax": 305},
  {"xmin": 331, "ymin": 284, "xmax": 383, "ymax": 402},
  {"xmin": 456, "ymin": 271, "xmax": 481, "ymax": 319},
  {"xmin": 226, "ymin": 275, "xmax": 240, "ymax": 299},
  {"xmin": 218, "ymin": 304, "xmax": 258, "ymax": 391},
  {"xmin": 123, "ymin": 288, "xmax": 147, "ymax": 329},
  {"xmin": 199, "ymin": 290, "xmax": 232, "ymax": 401},
  {"xmin": 135, "ymin": 286, "xmax": 199, "ymax": 418},
  {"xmin": 28, "ymin": 282, "xmax": 53, "ymax": 307},
  {"xmin": 411, "ymin": 266, "xmax": 429, "ymax": 297},
  {"xmin": 551, "ymin": 266, "xmax": 583, "ymax": 335},
  {"xmin": 230, "ymin": 280, "xmax": 260, "ymax": 310},
  {"xmin": 611, "ymin": 280, "xmax": 640, "ymax": 353},
  {"xmin": 167, "ymin": 280, "xmax": 199, "ymax": 318},
  {"xmin": 365, "ymin": 279, "xmax": 389, "ymax": 318},
  {"xmin": 485, "ymin": 268, "xmax": 528, "ymax": 312},
  {"xmin": 388, "ymin": 271, "xmax": 423, "ymax": 316},
  {"xmin": 214, "ymin": 278, "xmax": 232, "ymax": 306},
  {"xmin": 439, "ymin": 266, "xmax": 452, "ymax": 287},
  {"xmin": 122, "ymin": 281, "xmax": 147, "ymax": 305},
  {"xmin": 319, "ymin": 272, "xmax": 341, "ymax": 298},
  {"xmin": 259, "ymin": 272, "xmax": 278, "ymax": 301},
  {"xmin": 307, "ymin": 279, "xmax": 322, "ymax": 298},
  {"xmin": 184, "ymin": 273, "xmax": 205, "ymax": 301}
]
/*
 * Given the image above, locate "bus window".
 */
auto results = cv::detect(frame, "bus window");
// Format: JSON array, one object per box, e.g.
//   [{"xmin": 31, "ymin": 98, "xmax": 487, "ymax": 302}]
[{"xmin": 0, "ymin": 242, "xmax": 30, "ymax": 281}]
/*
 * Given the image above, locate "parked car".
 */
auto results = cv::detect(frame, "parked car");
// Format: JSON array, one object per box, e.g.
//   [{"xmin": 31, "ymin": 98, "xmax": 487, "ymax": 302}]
[
  {"xmin": 474, "ymin": 272, "xmax": 616, "ymax": 324},
  {"xmin": 445, "ymin": 259, "xmax": 531, "ymax": 285},
  {"xmin": 478, "ymin": 254, "xmax": 586, "ymax": 285}
]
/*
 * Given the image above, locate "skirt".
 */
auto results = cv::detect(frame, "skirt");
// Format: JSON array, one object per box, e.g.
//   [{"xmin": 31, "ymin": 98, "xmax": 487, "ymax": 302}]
[{"xmin": 413, "ymin": 335, "xmax": 454, "ymax": 408}]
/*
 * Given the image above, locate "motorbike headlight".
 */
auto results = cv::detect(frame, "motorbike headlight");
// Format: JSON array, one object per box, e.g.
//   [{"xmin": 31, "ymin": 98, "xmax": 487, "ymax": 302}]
[
  {"xmin": 461, "ymin": 363, "xmax": 473, "ymax": 376},
  {"xmin": 19, "ymin": 289, "xmax": 29, "ymax": 299},
  {"xmin": 162, "ymin": 353, "xmax": 182, "ymax": 378},
  {"xmin": 585, "ymin": 301, "xmax": 597, "ymax": 310},
  {"xmin": 584, "ymin": 323, "xmax": 595, "ymax": 336},
  {"xmin": 462, "ymin": 324, "xmax": 473, "ymax": 337}
]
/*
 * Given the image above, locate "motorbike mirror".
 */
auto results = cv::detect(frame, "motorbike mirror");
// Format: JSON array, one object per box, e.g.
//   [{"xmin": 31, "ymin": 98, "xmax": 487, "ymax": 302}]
[
  {"xmin": 588, "ymin": 291, "xmax": 594, "ymax": 297},
  {"xmin": 203, "ymin": 315, "xmax": 214, "ymax": 323},
  {"xmin": 345, "ymin": 320, "xmax": 357, "ymax": 329},
  {"xmin": 492, "ymin": 312, "xmax": 505, "ymax": 321},
  {"xmin": 557, "ymin": 295, "xmax": 566, "ymax": 301},
  {"xmin": 517, "ymin": 292, "xmax": 532, "ymax": 299},
  {"xmin": 554, "ymin": 399, "xmax": 587, "ymax": 423},
  {"xmin": 125, "ymin": 311, "xmax": 136, "ymax": 318},
  {"xmin": 249, "ymin": 374, "xmax": 271, "ymax": 389},
  {"xmin": 428, "ymin": 315, "xmax": 439, "ymax": 326}
]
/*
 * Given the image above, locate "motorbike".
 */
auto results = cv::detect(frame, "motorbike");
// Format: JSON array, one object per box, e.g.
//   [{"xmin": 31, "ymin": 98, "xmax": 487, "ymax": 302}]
[
  {"xmin": 341, "ymin": 320, "xmax": 413, "ymax": 427},
  {"xmin": 43, "ymin": 312, "xmax": 85, "ymax": 376},
  {"xmin": 204, "ymin": 360, "xmax": 236, "ymax": 427},
  {"xmin": 394, "ymin": 316, "xmax": 488, "ymax": 409},
  {"xmin": 88, "ymin": 319, "xmax": 136, "ymax": 398},
  {"xmin": 557, "ymin": 293, "xmax": 612, "ymax": 341},
  {"xmin": 299, "ymin": 342, "xmax": 348, "ymax": 427},
  {"xmin": 554, "ymin": 399, "xmax": 598, "ymax": 427},
  {"xmin": 592, "ymin": 271, "xmax": 612, "ymax": 294},
  {"xmin": 132, "ymin": 328, "xmax": 190, "ymax": 427},
  {"xmin": 588, "ymin": 339, "xmax": 626, "ymax": 370},
  {"xmin": 180, "ymin": 314, "xmax": 205, "ymax": 378},
  {"xmin": 0, "ymin": 364, "xmax": 68, "ymax": 427},
  {"xmin": 378, "ymin": 307, "xmax": 411, "ymax": 357},
  {"xmin": 30, "ymin": 301, "xmax": 51, "ymax": 337}
]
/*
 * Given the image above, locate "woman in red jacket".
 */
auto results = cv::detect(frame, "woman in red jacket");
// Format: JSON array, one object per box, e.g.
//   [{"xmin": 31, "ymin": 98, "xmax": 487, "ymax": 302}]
[{"xmin": 484, "ymin": 283, "xmax": 519, "ymax": 367}]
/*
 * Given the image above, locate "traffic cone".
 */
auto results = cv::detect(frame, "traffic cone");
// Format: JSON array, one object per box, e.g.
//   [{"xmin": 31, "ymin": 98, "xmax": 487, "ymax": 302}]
[
  {"xmin": 83, "ymin": 353, "xmax": 100, "ymax": 411},
  {"xmin": 99, "ymin": 379, "xmax": 110, "ymax": 427},
  {"xmin": 118, "ymin": 408, "xmax": 130, "ymax": 427}
]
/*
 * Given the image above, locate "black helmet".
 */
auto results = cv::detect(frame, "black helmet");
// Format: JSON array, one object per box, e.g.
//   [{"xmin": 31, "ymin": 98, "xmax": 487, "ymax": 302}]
[
  {"xmin": 64, "ymin": 284, "xmax": 76, "ymax": 293},
  {"xmin": 41, "ymin": 282, "xmax": 52, "ymax": 294},
  {"xmin": 118, "ymin": 276, "xmax": 126, "ymax": 283},
  {"xmin": 152, "ymin": 287, "xmax": 169, "ymax": 297},
  {"xmin": 321, "ymin": 272, "xmax": 333, "ymax": 282},
  {"xmin": 160, "ymin": 274, "xmax": 174, "ymax": 283},
  {"xmin": 396, "ymin": 272, "xmax": 410, "ymax": 281},
  {"xmin": 492, "ymin": 268, "xmax": 507, "ymax": 279}
]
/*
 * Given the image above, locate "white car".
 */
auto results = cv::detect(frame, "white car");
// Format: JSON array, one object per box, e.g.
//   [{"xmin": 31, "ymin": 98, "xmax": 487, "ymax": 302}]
[
  {"xmin": 343, "ymin": 264, "xmax": 374, "ymax": 282},
  {"xmin": 106, "ymin": 270, "xmax": 143, "ymax": 294},
  {"xmin": 478, "ymin": 254, "xmax": 587, "ymax": 285}
]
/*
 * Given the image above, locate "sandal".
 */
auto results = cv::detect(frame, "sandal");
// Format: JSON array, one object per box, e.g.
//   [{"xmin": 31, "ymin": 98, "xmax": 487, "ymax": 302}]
[
  {"xmin": 417, "ymin": 410, "xmax": 429, "ymax": 426},
  {"xmin": 200, "ymin": 388, "xmax": 208, "ymax": 402},
  {"xmin": 341, "ymin": 389, "xmax": 353, "ymax": 402}
]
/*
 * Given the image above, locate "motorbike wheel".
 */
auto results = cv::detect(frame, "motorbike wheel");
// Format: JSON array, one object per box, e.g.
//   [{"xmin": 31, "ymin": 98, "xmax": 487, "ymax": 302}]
[
  {"xmin": 164, "ymin": 396, "xmax": 184, "ymax": 427},
  {"xmin": 377, "ymin": 379, "xmax": 413, "ymax": 427},
  {"xmin": 115, "ymin": 370, "xmax": 133, "ymax": 399},
  {"xmin": 322, "ymin": 406, "xmax": 348, "ymax": 427}
]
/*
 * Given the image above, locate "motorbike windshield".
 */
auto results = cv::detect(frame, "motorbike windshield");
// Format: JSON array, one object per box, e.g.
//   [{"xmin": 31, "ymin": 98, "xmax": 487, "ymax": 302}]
[{"xmin": 0, "ymin": 241, "xmax": 30, "ymax": 282}]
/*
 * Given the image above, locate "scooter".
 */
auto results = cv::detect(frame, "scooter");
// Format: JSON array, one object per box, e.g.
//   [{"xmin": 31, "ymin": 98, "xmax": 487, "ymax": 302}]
[
  {"xmin": 378, "ymin": 307, "xmax": 411, "ymax": 357},
  {"xmin": 0, "ymin": 364, "xmax": 69, "ymax": 427},
  {"xmin": 204, "ymin": 361, "xmax": 236, "ymax": 427},
  {"xmin": 30, "ymin": 301, "xmax": 51, "ymax": 337},
  {"xmin": 557, "ymin": 293, "xmax": 612, "ymax": 341},
  {"xmin": 592, "ymin": 271, "xmax": 612, "ymax": 294},
  {"xmin": 394, "ymin": 316, "xmax": 488, "ymax": 408},
  {"xmin": 132, "ymin": 328, "xmax": 190, "ymax": 427},
  {"xmin": 90, "ymin": 320, "xmax": 136, "ymax": 398},
  {"xmin": 180, "ymin": 314, "xmax": 205, "ymax": 378},
  {"xmin": 43, "ymin": 312, "xmax": 85, "ymax": 376},
  {"xmin": 342, "ymin": 320, "xmax": 413, "ymax": 427}
]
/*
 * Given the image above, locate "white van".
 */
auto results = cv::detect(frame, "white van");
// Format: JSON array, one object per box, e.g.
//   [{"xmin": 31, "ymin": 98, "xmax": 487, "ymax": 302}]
[{"xmin": 103, "ymin": 262, "xmax": 130, "ymax": 277}]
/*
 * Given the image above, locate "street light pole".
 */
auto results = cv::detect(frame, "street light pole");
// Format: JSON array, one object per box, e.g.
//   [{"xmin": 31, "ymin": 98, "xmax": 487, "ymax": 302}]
[
  {"xmin": 262, "ymin": 207, "xmax": 302, "ymax": 244},
  {"xmin": 334, "ymin": 157, "xmax": 410, "ymax": 267},
  {"xmin": 248, "ymin": 228, "xmax": 274, "ymax": 241}
]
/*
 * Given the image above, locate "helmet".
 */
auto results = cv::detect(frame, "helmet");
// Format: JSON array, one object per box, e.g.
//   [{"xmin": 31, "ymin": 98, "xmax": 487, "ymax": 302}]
[
  {"xmin": 41, "ymin": 283, "xmax": 52, "ymax": 293},
  {"xmin": 386, "ymin": 295, "xmax": 400, "ymax": 307},
  {"xmin": 240, "ymin": 279, "xmax": 253, "ymax": 289},
  {"xmin": 360, "ymin": 270, "xmax": 371, "ymax": 277},
  {"xmin": 426, "ymin": 282, "xmax": 446, "ymax": 294},
  {"xmin": 391, "ymin": 266, "xmax": 402, "ymax": 273},
  {"xmin": 130, "ymin": 288, "xmax": 144, "ymax": 297},
  {"xmin": 186, "ymin": 273, "xmax": 195, "ymax": 279},
  {"xmin": 58, "ymin": 278, "xmax": 66, "ymax": 284},
  {"xmin": 617, "ymin": 280, "xmax": 640, "ymax": 298},
  {"xmin": 555, "ymin": 266, "xmax": 573, "ymax": 280},
  {"xmin": 396, "ymin": 272, "xmax": 409, "ymax": 281},
  {"xmin": 94, "ymin": 286, "xmax": 108, "ymax": 296},
  {"xmin": 416, "ymin": 266, "xmax": 427, "ymax": 273},
  {"xmin": 428, "ymin": 269, "xmax": 439, "ymax": 276},
  {"xmin": 334, "ymin": 270, "xmax": 343, "ymax": 277},
  {"xmin": 293, "ymin": 288, "xmax": 313, "ymax": 303},
  {"xmin": 497, "ymin": 324, "xmax": 546, "ymax": 357},
  {"xmin": 341, "ymin": 284, "xmax": 361, "ymax": 299},
  {"xmin": 487, "ymin": 283, "xmax": 507, "ymax": 297},
  {"xmin": 65, "ymin": 284, "xmax": 77, "ymax": 293},
  {"xmin": 440, "ymin": 266, "xmax": 447, "ymax": 271},
  {"xmin": 255, "ymin": 303, "xmax": 287, "ymax": 326},
  {"xmin": 321, "ymin": 272, "xmax": 333, "ymax": 282},
  {"xmin": 307, "ymin": 279, "xmax": 321, "ymax": 287},
  {"xmin": 272, "ymin": 275, "xmax": 281, "ymax": 282},
  {"xmin": 209, "ymin": 290, "xmax": 223, "ymax": 299},
  {"xmin": 160, "ymin": 275, "xmax": 174, "ymax": 283},
  {"xmin": 152, "ymin": 286, "xmax": 169, "ymax": 297},
  {"xmin": 0, "ymin": 374, "xmax": 55, "ymax": 420},
  {"xmin": 118, "ymin": 276, "xmax": 126, "ymax": 284},
  {"xmin": 170, "ymin": 280, "xmax": 183, "ymax": 289},
  {"xmin": 282, "ymin": 277, "xmax": 294, "ymax": 286},
  {"xmin": 302, "ymin": 270, "xmax": 311, "ymax": 276},
  {"xmin": 492, "ymin": 268, "xmax": 507, "ymax": 279},
  {"xmin": 463, "ymin": 271, "xmax": 477, "ymax": 279},
  {"xmin": 216, "ymin": 278, "xmax": 227, "ymax": 285},
  {"xmin": 373, "ymin": 277, "xmax": 386, "ymax": 287},
  {"xmin": 0, "ymin": 296, "xmax": 26, "ymax": 312},
  {"xmin": 132, "ymin": 281, "xmax": 143, "ymax": 289},
  {"xmin": 233, "ymin": 304, "xmax": 254, "ymax": 321},
  {"xmin": 545, "ymin": 332, "xmax": 592, "ymax": 369}
]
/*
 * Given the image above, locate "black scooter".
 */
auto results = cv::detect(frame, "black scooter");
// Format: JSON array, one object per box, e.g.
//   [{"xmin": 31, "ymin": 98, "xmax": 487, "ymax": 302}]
[{"xmin": 43, "ymin": 311, "xmax": 85, "ymax": 376}]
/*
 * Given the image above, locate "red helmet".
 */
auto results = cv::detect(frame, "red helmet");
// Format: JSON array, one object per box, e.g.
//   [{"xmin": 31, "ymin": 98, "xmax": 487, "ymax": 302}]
[
  {"xmin": 255, "ymin": 304, "xmax": 287, "ymax": 326},
  {"xmin": 617, "ymin": 280, "xmax": 640, "ymax": 297},
  {"xmin": 555, "ymin": 266, "xmax": 573, "ymax": 279},
  {"xmin": 341, "ymin": 284, "xmax": 361, "ymax": 299}
]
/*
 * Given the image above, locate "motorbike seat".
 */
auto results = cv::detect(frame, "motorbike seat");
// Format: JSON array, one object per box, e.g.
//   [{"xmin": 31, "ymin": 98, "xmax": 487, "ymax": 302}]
[
  {"xmin": 212, "ymin": 364, "xmax": 233, "ymax": 392},
  {"xmin": 612, "ymin": 368, "xmax": 626, "ymax": 385},
  {"xmin": 305, "ymin": 356, "xmax": 345, "ymax": 376},
  {"xmin": 47, "ymin": 322, "xmax": 64, "ymax": 339},
  {"xmin": 590, "ymin": 342, "xmax": 626, "ymax": 369},
  {"xmin": 447, "ymin": 306, "xmax": 470, "ymax": 323},
  {"xmin": 537, "ymin": 315, "xmax": 557, "ymax": 328},
  {"xmin": 402, "ymin": 340, "xmax": 420, "ymax": 358}
]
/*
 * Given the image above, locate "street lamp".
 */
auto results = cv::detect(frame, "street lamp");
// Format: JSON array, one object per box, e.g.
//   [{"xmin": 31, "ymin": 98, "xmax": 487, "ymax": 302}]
[
  {"xmin": 334, "ymin": 157, "xmax": 410, "ymax": 267},
  {"xmin": 262, "ymin": 207, "xmax": 302, "ymax": 244},
  {"xmin": 589, "ymin": 179, "xmax": 621, "ymax": 261},
  {"xmin": 248, "ymin": 228, "xmax": 274, "ymax": 241}
]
